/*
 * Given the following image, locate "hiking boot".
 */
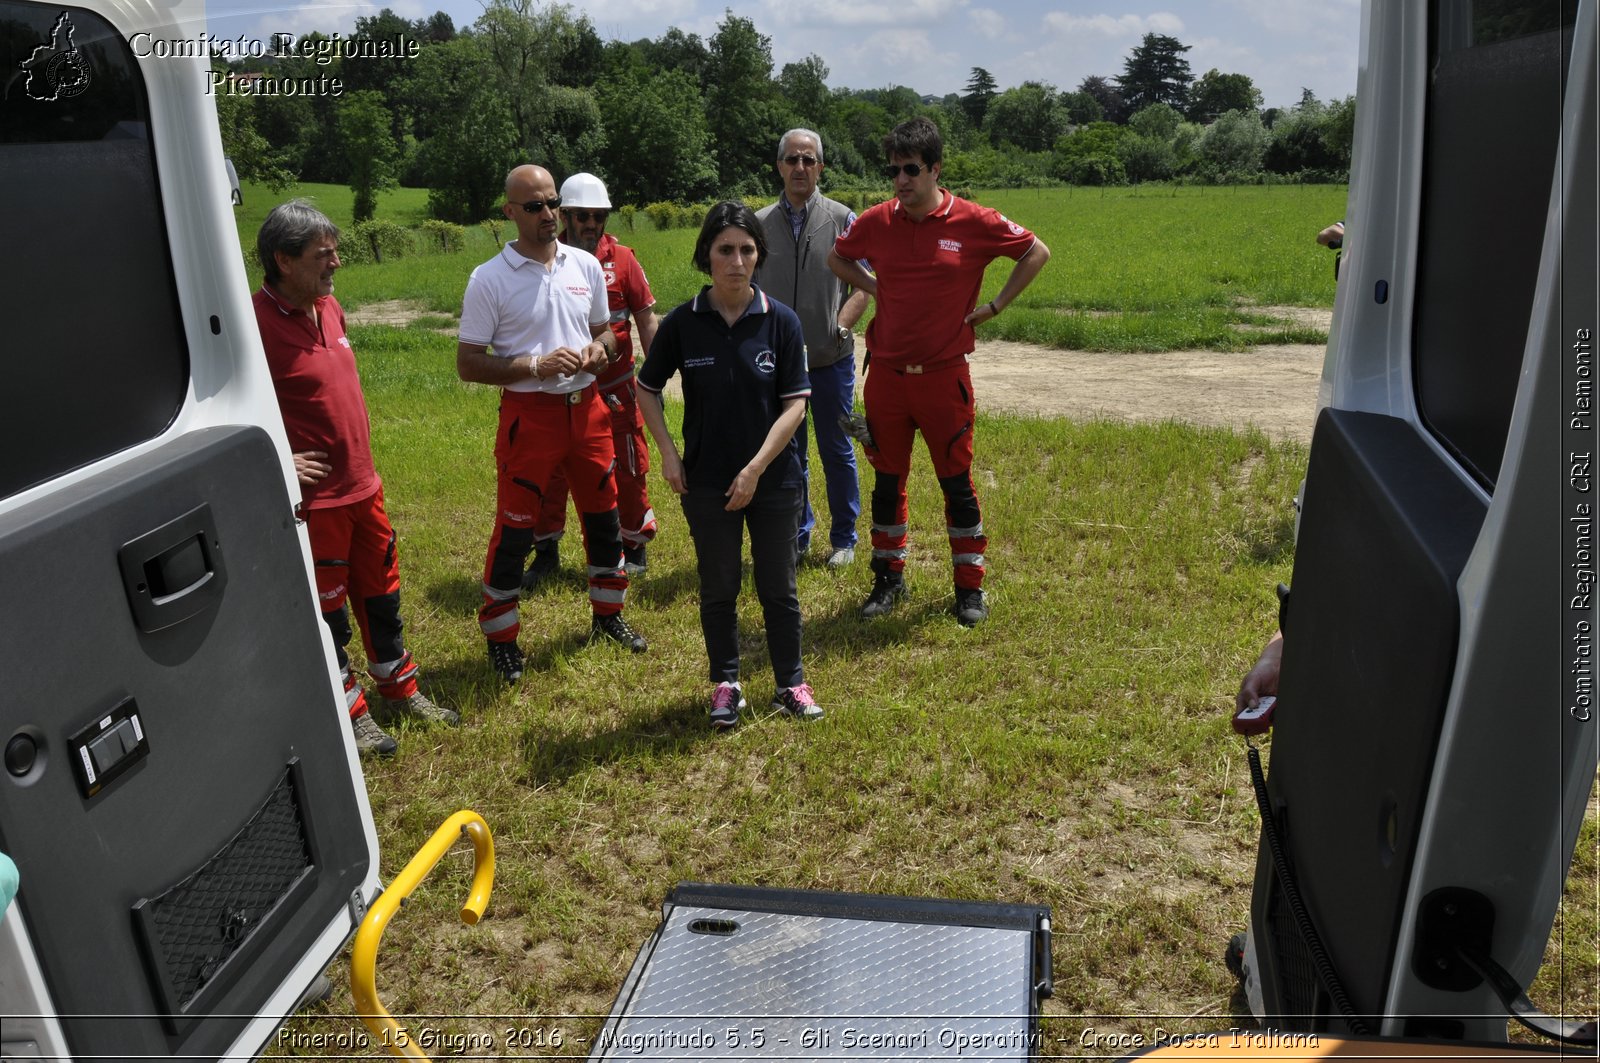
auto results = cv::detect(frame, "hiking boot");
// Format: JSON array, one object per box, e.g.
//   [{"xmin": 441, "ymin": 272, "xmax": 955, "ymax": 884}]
[
  {"xmin": 826, "ymin": 546, "xmax": 856, "ymax": 569},
  {"xmin": 859, "ymin": 571, "xmax": 906, "ymax": 618},
  {"xmin": 521, "ymin": 542, "xmax": 559, "ymax": 593},
  {"xmin": 379, "ymin": 691, "xmax": 460, "ymax": 727},
  {"xmin": 839, "ymin": 411, "xmax": 876, "ymax": 450},
  {"xmin": 591, "ymin": 612, "xmax": 648, "ymax": 652},
  {"xmin": 487, "ymin": 639, "xmax": 524, "ymax": 683},
  {"xmin": 954, "ymin": 586, "xmax": 989, "ymax": 627},
  {"xmin": 350, "ymin": 711, "xmax": 397, "ymax": 758},
  {"xmin": 709, "ymin": 681, "xmax": 746, "ymax": 730},
  {"xmin": 771, "ymin": 683, "xmax": 824, "ymax": 721},
  {"xmin": 623, "ymin": 543, "xmax": 647, "ymax": 576}
]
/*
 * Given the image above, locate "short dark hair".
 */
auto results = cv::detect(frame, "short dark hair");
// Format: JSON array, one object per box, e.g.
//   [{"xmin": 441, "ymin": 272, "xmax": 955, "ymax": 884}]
[
  {"xmin": 882, "ymin": 116, "xmax": 943, "ymax": 167},
  {"xmin": 257, "ymin": 199, "xmax": 339, "ymax": 283},
  {"xmin": 692, "ymin": 201, "xmax": 767, "ymax": 275}
]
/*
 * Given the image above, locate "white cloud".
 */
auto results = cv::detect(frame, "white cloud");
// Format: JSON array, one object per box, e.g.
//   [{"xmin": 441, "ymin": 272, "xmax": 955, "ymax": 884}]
[
  {"xmin": 761, "ymin": 0, "xmax": 967, "ymax": 29},
  {"xmin": 1042, "ymin": 11, "xmax": 1186, "ymax": 38},
  {"xmin": 968, "ymin": 7, "xmax": 1007, "ymax": 40}
]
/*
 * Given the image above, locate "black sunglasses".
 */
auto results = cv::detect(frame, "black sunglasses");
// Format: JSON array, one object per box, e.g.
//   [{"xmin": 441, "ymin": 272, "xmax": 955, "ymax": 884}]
[
  {"xmin": 882, "ymin": 163, "xmax": 927, "ymax": 178},
  {"xmin": 516, "ymin": 197, "xmax": 561, "ymax": 214},
  {"xmin": 567, "ymin": 209, "xmax": 608, "ymax": 223},
  {"xmin": 783, "ymin": 153, "xmax": 819, "ymax": 167}
]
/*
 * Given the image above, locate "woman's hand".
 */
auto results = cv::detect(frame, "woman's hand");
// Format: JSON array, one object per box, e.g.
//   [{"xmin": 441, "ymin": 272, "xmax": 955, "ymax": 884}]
[
  {"xmin": 724, "ymin": 465, "xmax": 760, "ymax": 510},
  {"xmin": 660, "ymin": 450, "xmax": 688, "ymax": 495}
]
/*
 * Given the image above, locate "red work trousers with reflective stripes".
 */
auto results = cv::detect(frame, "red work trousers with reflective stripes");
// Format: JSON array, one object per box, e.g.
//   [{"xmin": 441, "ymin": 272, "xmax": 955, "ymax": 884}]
[
  {"xmin": 479, "ymin": 386, "xmax": 626, "ymax": 644},
  {"xmin": 534, "ymin": 379, "xmax": 657, "ymax": 548},
  {"xmin": 861, "ymin": 358, "xmax": 987, "ymax": 590},
  {"xmin": 306, "ymin": 485, "xmax": 419, "ymax": 715}
]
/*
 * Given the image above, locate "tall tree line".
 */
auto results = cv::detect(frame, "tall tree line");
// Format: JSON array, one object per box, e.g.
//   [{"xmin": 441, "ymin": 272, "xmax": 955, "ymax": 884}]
[{"xmin": 217, "ymin": 7, "xmax": 1358, "ymax": 219}]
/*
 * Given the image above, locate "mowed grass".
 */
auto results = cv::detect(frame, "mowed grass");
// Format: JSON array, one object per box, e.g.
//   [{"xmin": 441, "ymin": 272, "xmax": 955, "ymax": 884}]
[
  {"xmin": 241, "ymin": 181, "xmax": 1343, "ymax": 353},
  {"xmin": 249, "ymin": 182, "xmax": 1595, "ymax": 1053}
]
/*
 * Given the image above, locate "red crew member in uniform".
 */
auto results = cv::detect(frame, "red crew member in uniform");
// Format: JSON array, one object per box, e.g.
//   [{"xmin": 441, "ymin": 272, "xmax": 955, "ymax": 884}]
[
  {"xmin": 523, "ymin": 173, "xmax": 660, "ymax": 589},
  {"xmin": 458, "ymin": 164, "xmax": 649, "ymax": 685},
  {"xmin": 252, "ymin": 199, "xmax": 458, "ymax": 759},
  {"xmin": 829, "ymin": 116, "xmax": 1050, "ymax": 627}
]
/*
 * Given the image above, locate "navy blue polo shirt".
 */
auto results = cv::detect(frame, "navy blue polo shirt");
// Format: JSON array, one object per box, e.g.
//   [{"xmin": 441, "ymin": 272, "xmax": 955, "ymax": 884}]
[{"xmin": 638, "ymin": 284, "xmax": 811, "ymax": 496}]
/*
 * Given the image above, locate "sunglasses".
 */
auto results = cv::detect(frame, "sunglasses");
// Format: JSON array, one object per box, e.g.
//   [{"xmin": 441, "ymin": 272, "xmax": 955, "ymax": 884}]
[
  {"xmin": 783, "ymin": 153, "xmax": 819, "ymax": 167},
  {"xmin": 567, "ymin": 210, "xmax": 608, "ymax": 223},
  {"xmin": 515, "ymin": 197, "xmax": 561, "ymax": 214},
  {"xmin": 882, "ymin": 163, "xmax": 928, "ymax": 179}
]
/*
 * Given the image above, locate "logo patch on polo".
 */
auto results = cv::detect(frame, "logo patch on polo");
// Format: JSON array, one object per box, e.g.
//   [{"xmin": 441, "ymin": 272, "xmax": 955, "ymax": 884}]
[
  {"xmin": 1002, "ymin": 215, "xmax": 1024, "ymax": 236},
  {"xmin": 754, "ymin": 350, "xmax": 776, "ymax": 373},
  {"xmin": 566, "ymin": 285, "xmax": 591, "ymax": 297},
  {"xmin": 938, "ymin": 238, "xmax": 962, "ymax": 254}
]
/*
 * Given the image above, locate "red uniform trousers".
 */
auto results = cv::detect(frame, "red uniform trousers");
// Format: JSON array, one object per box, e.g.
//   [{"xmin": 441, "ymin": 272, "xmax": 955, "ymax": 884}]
[
  {"xmin": 479, "ymin": 386, "xmax": 628, "ymax": 643},
  {"xmin": 861, "ymin": 358, "xmax": 987, "ymax": 591},
  {"xmin": 533, "ymin": 379, "xmax": 658, "ymax": 549},
  {"xmin": 306, "ymin": 485, "xmax": 420, "ymax": 718}
]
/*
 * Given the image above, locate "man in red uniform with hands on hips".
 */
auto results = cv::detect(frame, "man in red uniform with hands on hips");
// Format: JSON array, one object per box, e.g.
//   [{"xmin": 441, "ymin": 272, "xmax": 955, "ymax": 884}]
[
  {"xmin": 253, "ymin": 200, "xmax": 459, "ymax": 759},
  {"xmin": 522, "ymin": 173, "xmax": 660, "ymax": 590},
  {"xmin": 828, "ymin": 116, "xmax": 1050, "ymax": 627}
]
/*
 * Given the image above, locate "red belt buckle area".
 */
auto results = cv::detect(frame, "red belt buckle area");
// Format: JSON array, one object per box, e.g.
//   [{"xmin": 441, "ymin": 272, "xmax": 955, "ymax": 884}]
[{"xmin": 565, "ymin": 389, "xmax": 584, "ymax": 406}]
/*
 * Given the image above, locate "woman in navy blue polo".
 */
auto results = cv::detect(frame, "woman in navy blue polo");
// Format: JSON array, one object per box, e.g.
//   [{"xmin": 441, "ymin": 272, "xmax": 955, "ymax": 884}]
[{"xmin": 637, "ymin": 202, "xmax": 822, "ymax": 729}]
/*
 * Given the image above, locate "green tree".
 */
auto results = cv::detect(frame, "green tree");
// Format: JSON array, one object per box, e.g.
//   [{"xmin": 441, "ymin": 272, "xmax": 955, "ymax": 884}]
[
  {"xmin": 416, "ymin": 89, "xmax": 521, "ymax": 222},
  {"xmin": 338, "ymin": 91, "xmax": 399, "ymax": 222},
  {"xmin": 1188, "ymin": 69, "xmax": 1262, "ymax": 123},
  {"xmin": 638, "ymin": 27, "xmax": 710, "ymax": 84},
  {"xmin": 597, "ymin": 66, "xmax": 717, "ymax": 203},
  {"xmin": 1060, "ymin": 90, "xmax": 1104, "ymax": 127},
  {"xmin": 1077, "ymin": 74, "xmax": 1129, "ymax": 124},
  {"xmin": 984, "ymin": 82, "xmax": 1067, "ymax": 151},
  {"xmin": 213, "ymin": 88, "xmax": 295, "ymax": 190},
  {"xmin": 705, "ymin": 11, "xmax": 783, "ymax": 191},
  {"xmin": 1128, "ymin": 101, "xmax": 1182, "ymax": 140},
  {"xmin": 779, "ymin": 54, "xmax": 832, "ymax": 129},
  {"xmin": 1262, "ymin": 90, "xmax": 1347, "ymax": 175},
  {"xmin": 1116, "ymin": 34, "xmax": 1193, "ymax": 114},
  {"xmin": 532, "ymin": 84, "xmax": 604, "ymax": 180},
  {"xmin": 962, "ymin": 67, "xmax": 998, "ymax": 129},
  {"xmin": 1199, "ymin": 108, "xmax": 1267, "ymax": 181},
  {"xmin": 474, "ymin": 0, "xmax": 595, "ymax": 155},
  {"xmin": 1052, "ymin": 121, "xmax": 1129, "ymax": 184}
]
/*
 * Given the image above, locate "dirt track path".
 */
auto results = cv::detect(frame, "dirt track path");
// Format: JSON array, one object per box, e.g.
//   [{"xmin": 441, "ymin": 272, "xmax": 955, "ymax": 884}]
[{"xmin": 969, "ymin": 339, "xmax": 1322, "ymax": 444}]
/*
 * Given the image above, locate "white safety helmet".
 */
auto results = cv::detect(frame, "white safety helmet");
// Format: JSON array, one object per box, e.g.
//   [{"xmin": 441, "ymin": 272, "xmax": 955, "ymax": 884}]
[{"xmin": 559, "ymin": 172, "xmax": 612, "ymax": 209}]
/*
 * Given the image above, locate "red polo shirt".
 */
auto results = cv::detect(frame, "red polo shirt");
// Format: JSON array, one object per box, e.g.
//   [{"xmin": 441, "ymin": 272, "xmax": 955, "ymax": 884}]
[
  {"xmin": 833, "ymin": 189, "xmax": 1036, "ymax": 371},
  {"xmin": 253, "ymin": 286, "xmax": 380, "ymax": 509}
]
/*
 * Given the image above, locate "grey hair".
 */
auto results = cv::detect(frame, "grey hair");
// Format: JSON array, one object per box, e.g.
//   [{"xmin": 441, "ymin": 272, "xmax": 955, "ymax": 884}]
[
  {"xmin": 257, "ymin": 199, "xmax": 339, "ymax": 283},
  {"xmin": 777, "ymin": 128, "xmax": 824, "ymax": 164}
]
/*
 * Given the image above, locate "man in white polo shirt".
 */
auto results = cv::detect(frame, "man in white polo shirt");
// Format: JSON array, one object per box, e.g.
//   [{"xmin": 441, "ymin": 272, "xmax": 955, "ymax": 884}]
[{"xmin": 457, "ymin": 164, "xmax": 648, "ymax": 683}]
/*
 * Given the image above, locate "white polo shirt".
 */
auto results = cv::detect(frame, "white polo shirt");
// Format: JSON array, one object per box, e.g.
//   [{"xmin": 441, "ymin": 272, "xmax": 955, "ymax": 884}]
[{"xmin": 459, "ymin": 241, "xmax": 611, "ymax": 394}]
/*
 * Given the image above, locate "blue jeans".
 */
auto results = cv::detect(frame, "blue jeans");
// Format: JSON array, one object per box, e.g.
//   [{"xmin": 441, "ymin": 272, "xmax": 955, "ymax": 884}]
[
  {"xmin": 681, "ymin": 486, "xmax": 804, "ymax": 688},
  {"xmin": 796, "ymin": 356, "xmax": 861, "ymax": 552}
]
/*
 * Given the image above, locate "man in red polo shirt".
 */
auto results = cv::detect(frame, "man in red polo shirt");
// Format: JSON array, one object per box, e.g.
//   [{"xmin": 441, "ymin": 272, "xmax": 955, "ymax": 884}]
[
  {"xmin": 253, "ymin": 200, "xmax": 458, "ymax": 758},
  {"xmin": 522, "ymin": 173, "xmax": 660, "ymax": 589},
  {"xmin": 829, "ymin": 116, "xmax": 1051, "ymax": 627}
]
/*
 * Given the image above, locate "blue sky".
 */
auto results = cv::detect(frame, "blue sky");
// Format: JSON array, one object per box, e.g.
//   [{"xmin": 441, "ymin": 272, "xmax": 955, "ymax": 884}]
[{"xmin": 204, "ymin": 0, "xmax": 1360, "ymax": 111}]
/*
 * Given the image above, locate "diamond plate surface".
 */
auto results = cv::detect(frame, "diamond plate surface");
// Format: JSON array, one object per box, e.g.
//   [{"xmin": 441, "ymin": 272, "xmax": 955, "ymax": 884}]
[{"xmin": 597, "ymin": 905, "xmax": 1036, "ymax": 1061}]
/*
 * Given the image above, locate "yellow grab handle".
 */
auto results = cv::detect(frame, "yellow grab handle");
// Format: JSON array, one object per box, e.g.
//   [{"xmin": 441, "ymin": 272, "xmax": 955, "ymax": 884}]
[{"xmin": 350, "ymin": 810, "xmax": 495, "ymax": 1060}]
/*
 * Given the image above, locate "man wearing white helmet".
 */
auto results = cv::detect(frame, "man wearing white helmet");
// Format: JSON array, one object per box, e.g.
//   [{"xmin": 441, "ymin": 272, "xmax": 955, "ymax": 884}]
[{"xmin": 523, "ymin": 173, "xmax": 661, "ymax": 587}]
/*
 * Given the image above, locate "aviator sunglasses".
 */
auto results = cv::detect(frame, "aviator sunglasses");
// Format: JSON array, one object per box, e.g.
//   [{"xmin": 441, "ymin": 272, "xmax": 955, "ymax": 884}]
[
  {"xmin": 567, "ymin": 209, "xmax": 608, "ymax": 223},
  {"xmin": 783, "ymin": 153, "xmax": 819, "ymax": 167},
  {"xmin": 882, "ymin": 162, "xmax": 927, "ymax": 179}
]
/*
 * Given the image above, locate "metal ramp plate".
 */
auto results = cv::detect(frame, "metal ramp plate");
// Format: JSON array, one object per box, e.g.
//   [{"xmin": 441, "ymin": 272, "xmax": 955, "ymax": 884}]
[{"xmin": 592, "ymin": 884, "xmax": 1049, "ymax": 1062}]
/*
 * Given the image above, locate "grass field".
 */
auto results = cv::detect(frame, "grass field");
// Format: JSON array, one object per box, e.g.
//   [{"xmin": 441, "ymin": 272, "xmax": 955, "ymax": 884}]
[
  {"xmin": 250, "ymin": 181, "xmax": 1596, "ymax": 1056},
  {"xmin": 241, "ymin": 181, "xmax": 1344, "ymax": 353}
]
